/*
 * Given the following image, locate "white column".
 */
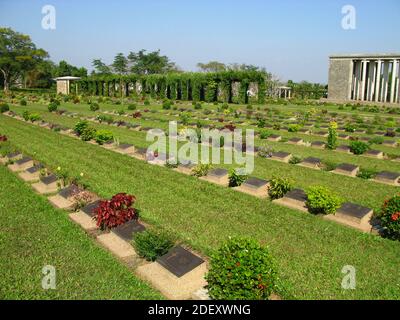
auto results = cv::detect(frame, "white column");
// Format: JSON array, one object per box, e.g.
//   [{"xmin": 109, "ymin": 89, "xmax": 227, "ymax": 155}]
[
  {"xmin": 353, "ymin": 60, "xmax": 360, "ymax": 100},
  {"xmin": 390, "ymin": 60, "xmax": 398, "ymax": 103},
  {"xmin": 375, "ymin": 60, "xmax": 382, "ymax": 102},
  {"xmin": 361, "ymin": 60, "xmax": 368, "ymax": 101},
  {"xmin": 367, "ymin": 61, "xmax": 376, "ymax": 101},
  {"xmin": 382, "ymin": 61, "xmax": 390, "ymax": 102}
]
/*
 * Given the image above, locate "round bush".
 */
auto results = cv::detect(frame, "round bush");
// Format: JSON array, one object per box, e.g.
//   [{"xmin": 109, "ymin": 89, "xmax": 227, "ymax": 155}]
[
  {"xmin": 306, "ymin": 186, "xmax": 343, "ymax": 214},
  {"xmin": 349, "ymin": 141, "xmax": 369, "ymax": 155},
  {"xmin": 0, "ymin": 103, "xmax": 10, "ymax": 113},
  {"xmin": 95, "ymin": 130, "xmax": 113, "ymax": 145},
  {"xmin": 268, "ymin": 177, "xmax": 293, "ymax": 199},
  {"xmin": 380, "ymin": 194, "xmax": 400, "ymax": 240},
  {"xmin": 127, "ymin": 103, "xmax": 137, "ymax": 110},
  {"xmin": 48, "ymin": 101, "xmax": 58, "ymax": 112},
  {"xmin": 206, "ymin": 237, "xmax": 277, "ymax": 300},
  {"xmin": 89, "ymin": 102, "xmax": 100, "ymax": 111}
]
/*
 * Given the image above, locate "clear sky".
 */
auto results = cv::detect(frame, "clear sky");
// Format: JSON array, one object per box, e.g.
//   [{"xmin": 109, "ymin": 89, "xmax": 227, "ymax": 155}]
[{"xmin": 1, "ymin": 0, "xmax": 399, "ymax": 83}]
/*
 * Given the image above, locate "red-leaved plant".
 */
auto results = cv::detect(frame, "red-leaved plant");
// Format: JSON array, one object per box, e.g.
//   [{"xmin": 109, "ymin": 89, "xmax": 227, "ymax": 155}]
[
  {"xmin": 132, "ymin": 111, "xmax": 142, "ymax": 118},
  {"xmin": 0, "ymin": 135, "xmax": 7, "ymax": 142},
  {"xmin": 94, "ymin": 193, "xmax": 138, "ymax": 230}
]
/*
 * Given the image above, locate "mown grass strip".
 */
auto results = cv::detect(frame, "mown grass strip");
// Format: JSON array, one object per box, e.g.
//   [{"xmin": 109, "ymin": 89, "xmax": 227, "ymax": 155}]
[{"xmin": 1, "ymin": 115, "xmax": 400, "ymax": 299}]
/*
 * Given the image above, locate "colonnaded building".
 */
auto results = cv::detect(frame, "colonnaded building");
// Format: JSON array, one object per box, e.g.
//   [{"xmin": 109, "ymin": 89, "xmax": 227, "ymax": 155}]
[{"xmin": 328, "ymin": 53, "xmax": 400, "ymax": 104}]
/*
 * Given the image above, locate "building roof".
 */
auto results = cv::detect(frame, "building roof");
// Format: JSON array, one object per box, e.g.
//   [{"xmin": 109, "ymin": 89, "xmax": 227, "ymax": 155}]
[
  {"xmin": 53, "ymin": 76, "xmax": 81, "ymax": 81},
  {"xmin": 329, "ymin": 53, "xmax": 400, "ymax": 60}
]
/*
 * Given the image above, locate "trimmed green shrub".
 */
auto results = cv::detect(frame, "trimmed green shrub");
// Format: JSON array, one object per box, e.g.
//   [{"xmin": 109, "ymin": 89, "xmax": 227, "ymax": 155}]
[
  {"xmin": 48, "ymin": 102, "xmax": 58, "ymax": 112},
  {"xmin": 306, "ymin": 186, "xmax": 343, "ymax": 215},
  {"xmin": 74, "ymin": 120, "xmax": 89, "ymax": 136},
  {"xmin": 28, "ymin": 113, "xmax": 41, "ymax": 122},
  {"xmin": 345, "ymin": 123, "xmax": 356, "ymax": 132},
  {"xmin": 194, "ymin": 102, "xmax": 202, "ymax": 110},
  {"xmin": 380, "ymin": 194, "xmax": 400, "ymax": 240},
  {"xmin": 191, "ymin": 164, "xmax": 212, "ymax": 177},
  {"xmin": 89, "ymin": 102, "xmax": 100, "ymax": 111},
  {"xmin": 127, "ymin": 103, "xmax": 137, "ymax": 110},
  {"xmin": 133, "ymin": 229, "xmax": 174, "ymax": 261},
  {"xmin": 206, "ymin": 237, "xmax": 277, "ymax": 300},
  {"xmin": 20, "ymin": 98, "xmax": 27, "ymax": 106},
  {"xmin": 0, "ymin": 103, "xmax": 10, "ymax": 113},
  {"xmin": 22, "ymin": 110, "xmax": 30, "ymax": 121},
  {"xmin": 143, "ymin": 99, "xmax": 150, "ymax": 106},
  {"xmin": 228, "ymin": 169, "xmax": 247, "ymax": 187},
  {"xmin": 288, "ymin": 124, "xmax": 300, "ymax": 132},
  {"xmin": 162, "ymin": 99, "xmax": 173, "ymax": 110},
  {"xmin": 289, "ymin": 155, "xmax": 302, "ymax": 164},
  {"xmin": 259, "ymin": 129, "xmax": 271, "ymax": 139},
  {"xmin": 95, "ymin": 130, "xmax": 114, "ymax": 145},
  {"xmin": 356, "ymin": 168, "xmax": 377, "ymax": 179},
  {"xmin": 80, "ymin": 127, "xmax": 96, "ymax": 141},
  {"xmin": 268, "ymin": 177, "xmax": 293, "ymax": 199},
  {"xmin": 349, "ymin": 141, "xmax": 369, "ymax": 155}
]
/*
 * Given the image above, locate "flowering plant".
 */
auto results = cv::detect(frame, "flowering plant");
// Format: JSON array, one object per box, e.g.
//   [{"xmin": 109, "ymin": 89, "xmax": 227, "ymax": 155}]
[
  {"xmin": 380, "ymin": 194, "xmax": 400, "ymax": 240},
  {"xmin": 94, "ymin": 193, "xmax": 138, "ymax": 230}
]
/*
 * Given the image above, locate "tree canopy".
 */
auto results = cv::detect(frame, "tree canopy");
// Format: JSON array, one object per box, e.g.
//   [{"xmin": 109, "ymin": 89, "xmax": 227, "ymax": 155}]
[{"xmin": 0, "ymin": 27, "xmax": 48, "ymax": 91}]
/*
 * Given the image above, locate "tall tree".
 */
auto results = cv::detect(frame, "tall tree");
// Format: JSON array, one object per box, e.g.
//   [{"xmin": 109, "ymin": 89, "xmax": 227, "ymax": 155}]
[
  {"xmin": 197, "ymin": 61, "xmax": 227, "ymax": 73},
  {"xmin": 54, "ymin": 60, "xmax": 87, "ymax": 77},
  {"xmin": 128, "ymin": 49, "xmax": 179, "ymax": 74},
  {"xmin": 112, "ymin": 53, "xmax": 128, "ymax": 74},
  {"xmin": 92, "ymin": 59, "xmax": 111, "ymax": 75},
  {"xmin": 0, "ymin": 27, "xmax": 48, "ymax": 91}
]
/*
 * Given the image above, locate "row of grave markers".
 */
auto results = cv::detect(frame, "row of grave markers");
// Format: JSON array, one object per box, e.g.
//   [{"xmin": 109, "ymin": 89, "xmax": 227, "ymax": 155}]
[
  {"xmin": 48, "ymin": 110, "xmax": 400, "ymax": 187},
  {"xmin": 0, "ymin": 149, "xmax": 209, "ymax": 300},
  {"xmin": 2, "ymin": 111, "xmax": 385, "ymax": 237}
]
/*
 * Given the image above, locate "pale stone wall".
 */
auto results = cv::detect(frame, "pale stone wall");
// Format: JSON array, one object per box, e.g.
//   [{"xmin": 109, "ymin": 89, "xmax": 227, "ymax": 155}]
[
  {"xmin": 56, "ymin": 80, "xmax": 69, "ymax": 94},
  {"xmin": 328, "ymin": 58, "xmax": 352, "ymax": 101}
]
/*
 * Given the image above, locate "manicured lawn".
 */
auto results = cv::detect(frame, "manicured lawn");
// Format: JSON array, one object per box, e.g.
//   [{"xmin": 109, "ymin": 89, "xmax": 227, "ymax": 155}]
[
  {"xmin": 1, "ymin": 115, "xmax": 400, "ymax": 299},
  {"xmin": 0, "ymin": 165, "xmax": 163, "ymax": 300},
  {"xmin": 5, "ymin": 109, "xmax": 398, "ymax": 211}
]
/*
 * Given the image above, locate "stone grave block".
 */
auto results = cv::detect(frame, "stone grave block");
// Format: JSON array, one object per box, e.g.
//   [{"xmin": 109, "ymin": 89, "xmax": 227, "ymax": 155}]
[
  {"xmin": 332, "ymin": 163, "xmax": 359, "ymax": 177},
  {"xmin": 116, "ymin": 143, "xmax": 135, "ymax": 155},
  {"xmin": 8, "ymin": 157, "xmax": 34, "ymax": 172},
  {"xmin": 234, "ymin": 177, "xmax": 269, "ymax": 198},
  {"xmin": 112, "ymin": 219, "xmax": 145, "ymax": 242},
  {"xmin": 97, "ymin": 232, "xmax": 137, "ymax": 259},
  {"xmin": 325, "ymin": 202, "xmax": 373, "ymax": 232},
  {"xmin": 287, "ymin": 137, "xmax": 303, "ymax": 145},
  {"xmin": 48, "ymin": 184, "xmax": 82, "ymax": 210},
  {"xmin": 18, "ymin": 164, "xmax": 43, "ymax": 182},
  {"xmin": 274, "ymin": 189, "xmax": 308, "ymax": 212},
  {"xmin": 175, "ymin": 162, "xmax": 196, "ymax": 175},
  {"xmin": 132, "ymin": 147, "xmax": 147, "ymax": 160},
  {"xmin": 355, "ymin": 129, "xmax": 366, "ymax": 134},
  {"xmin": 32, "ymin": 174, "xmax": 59, "ymax": 194},
  {"xmin": 382, "ymin": 140, "xmax": 397, "ymax": 147},
  {"xmin": 374, "ymin": 171, "xmax": 400, "ymax": 186},
  {"xmin": 359, "ymin": 137, "xmax": 370, "ymax": 142},
  {"xmin": 136, "ymin": 249, "xmax": 207, "ymax": 300},
  {"xmin": 315, "ymin": 131, "xmax": 328, "ymax": 137},
  {"xmin": 148, "ymin": 152, "xmax": 169, "ymax": 166},
  {"xmin": 338, "ymin": 134, "xmax": 350, "ymax": 140},
  {"xmin": 310, "ymin": 141, "xmax": 326, "ymax": 149},
  {"xmin": 375, "ymin": 131, "xmax": 385, "ymax": 136},
  {"xmin": 364, "ymin": 149, "xmax": 384, "ymax": 159},
  {"xmin": 270, "ymin": 151, "xmax": 292, "ymax": 163},
  {"xmin": 200, "ymin": 168, "xmax": 229, "ymax": 186},
  {"xmin": 157, "ymin": 246, "xmax": 205, "ymax": 278},
  {"xmin": 336, "ymin": 145, "xmax": 351, "ymax": 154},
  {"xmin": 298, "ymin": 157, "xmax": 321, "ymax": 169},
  {"xmin": 101, "ymin": 140, "xmax": 115, "ymax": 149},
  {"xmin": 6, "ymin": 152, "xmax": 22, "ymax": 161},
  {"xmin": 299, "ymin": 128, "xmax": 310, "ymax": 134},
  {"xmin": 267, "ymin": 134, "xmax": 282, "ymax": 142}
]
